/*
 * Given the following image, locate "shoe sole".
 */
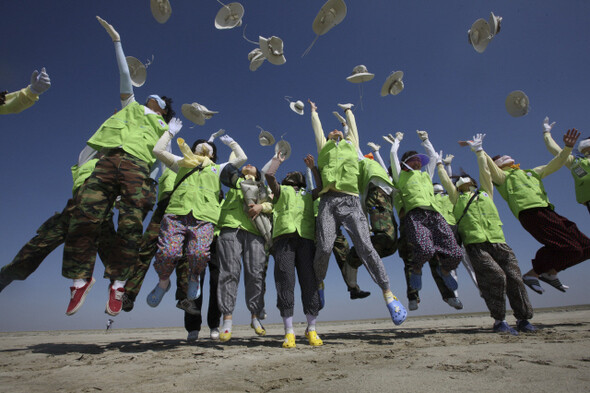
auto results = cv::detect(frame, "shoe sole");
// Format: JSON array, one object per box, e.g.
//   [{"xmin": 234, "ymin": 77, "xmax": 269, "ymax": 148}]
[
  {"xmin": 538, "ymin": 276, "xmax": 567, "ymax": 292},
  {"xmin": 66, "ymin": 278, "xmax": 95, "ymax": 316}
]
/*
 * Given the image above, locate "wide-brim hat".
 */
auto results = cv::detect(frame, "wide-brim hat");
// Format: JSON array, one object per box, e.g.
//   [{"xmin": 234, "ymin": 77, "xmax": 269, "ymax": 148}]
[
  {"xmin": 181, "ymin": 103, "xmax": 219, "ymax": 126},
  {"xmin": 150, "ymin": 0, "xmax": 172, "ymax": 24},
  {"xmin": 248, "ymin": 48, "xmax": 265, "ymax": 71},
  {"xmin": 258, "ymin": 129, "xmax": 275, "ymax": 146},
  {"xmin": 312, "ymin": 0, "xmax": 347, "ymax": 36},
  {"xmin": 215, "ymin": 2, "xmax": 244, "ymax": 30},
  {"xmin": 488, "ymin": 12, "xmax": 502, "ymax": 36},
  {"xmin": 126, "ymin": 56, "xmax": 147, "ymax": 88},
  {"xmin": 403, "ymin": 153, "xmax": 430, "ymax": 167},
  {"xmin": 289, "ymin": 100, "xmax": 305, "ymax": 115},
  {"xmin": 275, "ymin": 140, "xmax": 292, "ymax": 160},
  {"xmin": 380, "ymin": 71, "xmax": 404, "ymax": 96},
  {"xmin": 346, "ymin": 65, "xmax": 375, "ymax": 84},
  {"xmin": 468, "ymin": 18, "xmax": 492, "ymax": 53},
  {"xmin": 259, "ymin": 36, "xmax": 286, "ymax": 65},
  {"xmin": 505, "ymin": 91, "xmax": 529, "ymax": 117}
]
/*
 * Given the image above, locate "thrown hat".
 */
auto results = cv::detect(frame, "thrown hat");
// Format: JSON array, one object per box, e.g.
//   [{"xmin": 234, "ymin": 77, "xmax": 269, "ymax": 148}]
[
  {"xmin": 275, "ymin": 139, "xmax": 292, "ymax": 160},
  {"xmin": 346, "ymin": 65, "xmax": 375, "ymax": 84},
  {"xmin": 505, "ymin": 91, "xmax": 529, "ymax": 117},
  {"xmin": 181, "ymin": 102, "xmax": 219, "ymax": 126},
  {"xmin": 488, "ymin": 12, "xmax": 502, "ymax": 36},
  {"xmin": 258, "ymin": 126, "xmax": 276, "ymax": 146},
  {"xmin": 381, "ymin": 71, "xmax": 405, "ymax": 96},
  {"xmin": 126, "ymin": 56, "xmax": 147, "ymax": 87},
  {"xmin": 467, "ymin": 18, "xmax": 492, "ymax": 53},
  {"xmin": 215, "ymin": 2, "xmax": 244, "ymax": 30},
  {"xmin": 288, "ymin": 99, "xmax": 305, "ymax": 115},
  {"xmin": 312, "ymin": 0, "xmax": 347, "ymax": 36},
  {"xmin": 150, "ymin": 0, "xmax": 172, "ymax": 24},
  {"xmin": 259, "ymin": 36, "xmax": 286, "ymax": 65},
  {"xmin": 248, "ymin": 48, "xmax": 265, "ymax": 71}
]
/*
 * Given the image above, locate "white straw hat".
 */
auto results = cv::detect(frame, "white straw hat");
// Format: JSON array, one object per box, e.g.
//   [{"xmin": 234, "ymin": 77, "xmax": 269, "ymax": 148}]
[
  {"xmin": 288, "ymin": 99, "xmax": 305, "ymax": 115},
  {"xmin": 467, "ymin": 18, "xmax": 492, "ymax": 53},
  {"xmin": 275, "ymin": 140, "xmax": 292, "ymax": 160},
  {"xmin": 346, "ymin": 65, "xmax": 375, "ymax": 84},
  {"xmin": 505, "ymin": 91, "xmax": 529, "ymax": 117},
  {"xmin": 259, "ymin": 36, "xmax": 286, "ymax": 65},
  {"xmin": 248, "ymin": 48, "xmax": 265, "ymax": 71},
  {"xmin": 214, "ymin": 2, "xmax": 244, "ymax": 30},
  {"xmin": 380, "ymin": 71, "xmax": 404, "ymax": 96},
  {"xmin": 258, "ymin": 126, "xmax": 276, "ymax": 146},
  {"xmin": 312, "ymin": 0, "xmax": 347, "ymax": 36},
  {"xmin": 150, "ymin": 0, "xmax": 172, "ymax": 24},
  {"xmin": 181, "ymin": 103, "xmax": 219, "ymax": 126},
  {"xmin": 488, "ymin": 12, "xmax": 502, "ymax": 36},
  {"xmin": 125, "ymin": 56, "xmax": 147, "ymax": 88}
]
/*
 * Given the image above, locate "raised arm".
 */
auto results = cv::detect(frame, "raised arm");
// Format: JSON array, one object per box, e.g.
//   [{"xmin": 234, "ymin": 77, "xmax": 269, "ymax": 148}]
[
  {"xmin": 384, "ymin": 132, "xmax": 403, "ymax": 183},
  {"xmin": 309, "ymin": 100, "xmax": 327, "ymax": 154},
  {"xmin": 533, "ymin": 128, "xmax": 579, "ymax": 178},
  {"xmin": 463, "ymin": 133, "xmax": 494, "ymax": 197},
  {"xmin": 304, "ymin": 154, "xmax": 323, "ymax": 200},
  {"xmin": 0, "ymin": 68, "xmax": 51, "ymax": 115},
  {"xmin": 264, "ymin": 152, "xmax": 284, "ymax": 200},
  {"xmin": 542, "ymin": 116, "xmax": 574, "ymax": 169},
  {"xmin": 368, "ymin": 142, "xmax": 388, "ymax": 172},
  {"xmin": 442, "ymin": 153, "xmax": 454, "ymax": 177},
  {"xmin": 153, "ymin": 118, "xmax": 183, "ymax": 172},
  {"xmin": 417, "ymin": 130, "xmax": 437, "ymax": 179},
  {"xmin": 97, "ymin": 16, "xmax": 133, "ymax": 105},
  {"xmin": 436, "ymin": 162, "xmax": 459, "ymax": 204},
  {"xmin": 219, "ymin": 134, "xmax": 247, "ymax": 168}
]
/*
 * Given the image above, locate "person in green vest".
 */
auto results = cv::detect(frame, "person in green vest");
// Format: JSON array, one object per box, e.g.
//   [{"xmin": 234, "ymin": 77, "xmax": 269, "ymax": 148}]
[
  {"xmin": 542, "ymin": 116, "xmax": 590, "ymax": 213},
  {"xmin": 264, "ymin": 152, "xmax": 324, "ymax": 348},
  {"xmin": 308, "ymin": 100, "xmax": 406, "ymax": 326},
  {"xmin": 438, "ymin": 133, "xmax": 535, "ymax": 335},
  {"xmin": 62, "ymin": 17, "xmax": 177, "ymax": 317},
  {"xmin": 0, "ymin": 67, "xmax": 50, "ymax": 115},
  {"xmin": 480, "ymin": 128, "xmax": 590, "ymax": 294},
  {"xmin": 388, "ymin": 130, "xmax": 464, "ymax": 294}
]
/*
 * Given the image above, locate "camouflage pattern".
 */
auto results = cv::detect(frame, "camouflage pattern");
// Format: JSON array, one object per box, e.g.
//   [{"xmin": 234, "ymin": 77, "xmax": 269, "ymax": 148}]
[
  {"xmin": 62, "ymin": 151, "xmax": 155, "ymax": 280},
  {"xmin": 332, "ymin": 227, "xmax": 361, "ymax": 291},
  {"xmin": 347, "ymin": 185, "xmax": 398, "ymax": 268}
]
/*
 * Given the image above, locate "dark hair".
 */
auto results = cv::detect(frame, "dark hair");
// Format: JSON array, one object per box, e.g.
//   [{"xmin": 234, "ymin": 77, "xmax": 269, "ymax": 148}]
[
  {"xmin": 281, "ymin": 171, "xmax": 306, "ymax": 189},
  {"xmin": 190, "ymin": 139, "xmax": 218, "ymax": 163},
  {"xmin": 161, "ymin": 96, "xmax": 175, "ymax": 123},
  {"xmin": 400, "ymin": 150, "xmax": 419, "ymax": 163},
  {"xmin": 491, "ymin": 155, "xmax": 501, "ymax": 161}
]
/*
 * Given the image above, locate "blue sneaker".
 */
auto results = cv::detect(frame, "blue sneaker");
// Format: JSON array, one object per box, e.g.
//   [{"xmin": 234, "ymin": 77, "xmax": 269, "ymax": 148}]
[
  {"xmin": 187, "ymin": 280, "xmax": 201, "ymax": 300},
  {"xmin": 318, "ymin": 282, "xmax": 325, "ymax": 310},
  {"xmin": 493, "ymin": 321, "xmax": 518, "ymax": 336},
  {"xmin": 409, "ymin": 271, "xmax": 422, "ymax": 290},
  {"xmin": 146, "ymin": 282, "xmax": 170, "ymax": 307},
  {"xmin": 437, "ymin": 266, "xmax": 458, "ymax": 291},
  {"xmin": 516, "ymin": 320, "xmax": 537, "ymax": 333},
  {"xmin": 387, "ymin": 296, "xmax": 407, "ymax": 326}
]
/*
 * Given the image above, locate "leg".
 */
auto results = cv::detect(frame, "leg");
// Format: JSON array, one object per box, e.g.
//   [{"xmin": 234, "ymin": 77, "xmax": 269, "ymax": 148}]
[
  {"xmin": 313, "ymin": 196, "xmax": 339, "ymax": 283},
  {"xmin": 332, "ymin": 227, "xmax": 361, "ymax": 291},
  {"xmin": 206, "ymin": 237, "xmax": 222, "ymax": 331},
  {"xmin": 295, "ymin": 238, "xmax": 321, "ymax": 317},
  {"xmin": 217, "ymin": 228, "xmax": 243, "ymax": 316},
  {"xmin": 272, "ymin": 237, "xmax": 297, "ymax": 318},
  {"xmin": 242, "ymin": 232, "xmax": 267, "ymax": 316}
]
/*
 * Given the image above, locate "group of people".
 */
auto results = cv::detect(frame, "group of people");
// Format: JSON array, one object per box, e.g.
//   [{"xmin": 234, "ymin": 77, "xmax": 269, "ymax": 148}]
[{"xmin": 2, "ymin": 15, "xmax": 590, "ymax": 346}]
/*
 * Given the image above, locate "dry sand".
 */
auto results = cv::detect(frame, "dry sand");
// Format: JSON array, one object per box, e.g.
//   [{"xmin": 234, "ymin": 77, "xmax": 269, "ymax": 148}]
[{"xmin": 1, "ymin": 305, "xmax": 589, "ymax": 393}]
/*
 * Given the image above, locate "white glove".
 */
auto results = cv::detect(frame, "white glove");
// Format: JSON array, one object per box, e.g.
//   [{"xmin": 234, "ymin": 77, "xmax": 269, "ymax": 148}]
[
  {"xmin": 367, "ymin": 142, "xmax": 380, "ymax": 152},
  {"xmin": 395, "ymin": 132, "xmax": 404, "ymax": 141},
  {"xmin": 219, "ymin": 134, "xmax": 235, "ymax": 146},
  {"xmin": 167, "ymin": 117, "xmax": 183, "ymax": 137},
  {"xmin": 467, "ymin": 133, "xmax": 486, "ymax": 152},
  {"xmin": 442, "ymin": 154, "xmax": 454, "ymax": 165},
  {"xmin": 543, "ymin": 116, "xmax": 556, "ymax": 133},
  {"xmin": 383, "ymin": 134, "xmax": 395, "ymax": 144},
  {"xmin": 29, "ymin": 68, "xmax": 51, "ymax": 95},
  {"xmin": 208, "ymin": 129, "xmax": 225, "ymax": 143},
  {"xmin": 416, "ymin": 130, "xmax": 429, "ymax": 141},
  {"xmin": 96, "ymin": 16, "xmax": 120, "ymax": 42}
]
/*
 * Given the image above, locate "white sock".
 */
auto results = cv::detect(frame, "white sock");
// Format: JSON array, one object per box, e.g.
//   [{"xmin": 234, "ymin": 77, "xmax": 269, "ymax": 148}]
[
  {"xmin": 306, "ymin": 314, "xmax": 316, "ymax": 332},
  {"xmin": 73, "ymin": 279, "xmax": 87, "ymax": 289},
  {"xmin": 112, "ymin": 280, "xmax": 126, "ymax": 290},
  {"xmin": 251, "ymin": 317, "xmax": 263, "ymax": 330},
  {"xmin": 283, "ymin": 316, "xmax": 294, "ymax": 334},
  {"xmin": 494, "ymin": 319, "xmax": 505, "ymax": 325},
  {"xmin": 222, "ymin": 319, "xmax": 233, "ymax": 333}
]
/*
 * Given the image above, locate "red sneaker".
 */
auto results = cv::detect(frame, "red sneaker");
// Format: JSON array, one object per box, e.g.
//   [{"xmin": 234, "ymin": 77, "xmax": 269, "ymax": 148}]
[
  {"xmin": 66, "ymin": 277, "xmax": 95, "ymax": 316},
  {"xmin": 105, "ymin": 285, "xmax": 125, "ymax": 316}
]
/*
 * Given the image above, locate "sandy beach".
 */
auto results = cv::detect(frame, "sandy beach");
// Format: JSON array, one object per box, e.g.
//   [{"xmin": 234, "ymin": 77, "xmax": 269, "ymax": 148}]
[{"xmin": 1, "ymin": 305, "xmax": 589, "ymax": 392}]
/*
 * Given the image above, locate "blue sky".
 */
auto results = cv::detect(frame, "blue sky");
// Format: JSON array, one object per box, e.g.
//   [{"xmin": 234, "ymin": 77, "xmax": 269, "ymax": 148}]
[{"xmin": 1, "ymin": 1, "xmax": 590, "ymax": 332}]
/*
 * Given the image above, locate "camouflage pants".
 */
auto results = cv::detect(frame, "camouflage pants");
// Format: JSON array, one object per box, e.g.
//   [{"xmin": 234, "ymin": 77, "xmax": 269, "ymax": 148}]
[
  {"xmin": 0, "ymin": 198, "xmax": 115, "ymax": 282},
  {"xmin": 332, "ymin": 227, "xmax": 360, "ymax": 291},
  {"xmin": 347, "ymin": 185, "xmax": 398, "ymax": 268},
  {"xmin": 62, "ymin": 150, "xmax": 155, "ymax": 280}
]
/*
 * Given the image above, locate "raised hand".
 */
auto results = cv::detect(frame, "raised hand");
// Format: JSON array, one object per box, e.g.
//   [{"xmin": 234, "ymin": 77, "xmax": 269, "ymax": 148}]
[
  {"xmin": 563, "ymin": 128, "xmax": 580, "ymax": 148},
  {"xmin": 543, "ymin": 116, "xmax": 556, "ymax": 133},
  {"xmin": 97, "ymin": 16, "xmax": 120, "ymax": 42}
]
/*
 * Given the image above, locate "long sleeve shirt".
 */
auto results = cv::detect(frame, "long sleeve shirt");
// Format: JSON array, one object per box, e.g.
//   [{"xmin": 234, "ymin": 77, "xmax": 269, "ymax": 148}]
[
  {"xmin": 543, "ymin": 132, "xmax": 576, "ymax": 169},
  {"xmin": 0, "ymin": 87, "xmax": 39, "ymax": 115}
]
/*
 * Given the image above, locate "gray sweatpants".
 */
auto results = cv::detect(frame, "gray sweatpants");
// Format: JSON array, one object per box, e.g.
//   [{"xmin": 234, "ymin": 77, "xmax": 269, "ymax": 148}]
[
  {"xmin": 314, "ymin": 192, "xmax": 390, "ymax": 291},
  {"xmin": 217, "ymin": 228, "xmax": 266, "ymax": 316}
]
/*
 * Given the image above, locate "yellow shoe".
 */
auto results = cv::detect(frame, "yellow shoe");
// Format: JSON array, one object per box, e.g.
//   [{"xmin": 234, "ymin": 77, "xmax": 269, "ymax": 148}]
[
  {"xmin": 282, "ymin": 333, "xmax": 296, "ymax": 348},
  {"xmin": 251, "ymin": 322, "xmax": 266, "ymax": 336},
  {"xmin": 219, "ymin": 329, "xmax": 232, "ymax": 342},
  {"xmin": 305, "ymin": 330, "xmax": 323, "ymax": 346}
]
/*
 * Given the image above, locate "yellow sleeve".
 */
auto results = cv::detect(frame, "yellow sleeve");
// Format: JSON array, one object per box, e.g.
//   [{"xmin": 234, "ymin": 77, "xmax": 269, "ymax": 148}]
[
  {"xmin": 483, "ymin": 150, "xmax": 506, "ymax": 185},
  {"xmin": 0, "ymin": 87, "xmax": 39, "ymax": 115},
  {"xmin": 437, "ymin": 163, "xmax": 458, "ymax": 204},
  {"xmin": 345, "ymin": 110, "xmax": 360, "ymax": 151},
  {"xmin": 533, "ymin": 145, "xmax": 573, "ymax": 178},
  {"xmin": 543, "ymin": 132, "xmax": 574, "ymax": 169},
  {"xmin": 476, "ymin": 150, "xmax": 494, "ymax": 198},
  {"xmin": 311, "ymin": 111, "xmax": 327, "ymax": 154}
]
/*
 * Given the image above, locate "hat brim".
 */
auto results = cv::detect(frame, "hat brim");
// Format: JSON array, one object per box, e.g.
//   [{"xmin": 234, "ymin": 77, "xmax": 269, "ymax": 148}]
[
  {"xmin": 346, "ymin": 73, "xmax": 375, "ymax": 83},
  {"xmin": 259, "ymin": 130, "xmax": 276, "ymax": 146},
  {"xmin": 380, "ymin": 71, "xmax": 404, "ymax": 96},
  {"xmin": 275, "ymin": 140, "xmax": 292, "ymax": 160},
  {"xmin": 182, "ymin": 104, "xmax": 205, "ymax": 126},
  {"xmin": 312, "ymin": 0, "xmax": 347, "ymax": 36},
  {"xmin": 469, "ymin": 19, "xmax": 491, "ymax": 53},
  {"xmin": 505, "ymin": 91, "xmax": 530, "ymax": 117},
  {"xmin": 259, "ymin": 36, "xmax": 286, "ymax": 66},
  {"xmin": 249, "ymin": 54, "xmax": 265, "ymax": 71},
  {"xmin": 150, "ymin": 0, "xmax": 172, "ymax": 24},
  {"xmin": 215, "ymin": 2, "xmax": 244, "ymax": 30},
  {"xmin": 403, "ymin": 153, "xmax": 430, "ymax": 167},
  {"xmin": 289, "ymin": 102, "xmax": 304, "ymax": 115},
  {"xmin": 488, "ymin": 12, "xmax": 501, "ymax": 36},
  {"xmin": 126, "ymin": 56, "xmax": 146, "ymax": 87}
]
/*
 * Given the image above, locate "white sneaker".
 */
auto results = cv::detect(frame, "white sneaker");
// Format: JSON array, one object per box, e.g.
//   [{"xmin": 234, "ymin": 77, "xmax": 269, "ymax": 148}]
[
  {"xmin": 187, "ymin": 330, "xmax": 199, "ymax": 342},
  {"xmin": 210, "ymin": 328, "xmax": 220, "ymax": 340},
  {"xmin": 337, "ymin": 103, "xmax": 354, "ymax": 111},
  {"xmin": 408, "ymin": 299, "xmax": 419, "ymax": 311}
]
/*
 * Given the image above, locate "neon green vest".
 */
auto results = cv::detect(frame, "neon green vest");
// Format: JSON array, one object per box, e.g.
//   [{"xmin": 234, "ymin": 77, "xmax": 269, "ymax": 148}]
[
  {"xmin": 496, "ymin": 168, "xmax": 552, "ymax": 218},
  {"xmin": 165, "ymin": 165, "xmax": 222, "ymax": 224},
  {"xmin": 453, "ymin": 191, "xmax": 505, "ymax": 245},
  {"xmin": 218, "ymin": 178, "xmax": 261, "ymax": 235},
  {"xmin": 570, "ymin": 156, "xmax": 590, "ymax": 204},
  {"xmin": 157, "ymin": 168, "xmax": 177, "ymax": 202},
  {"xmin": 318, "ymin": 139, "xmax": 359, "ymax": 194},
  {"xmin": 358, "ymin": 159, "xmax": 393, "ymax": 195},
  {"xmin": 272, "ymin": 186, "xmax": 315, "ymax": 240},
  {"xmin": 87, "ymin": 101, "xmax": 168, "ymax": 166},
  {"xmin": 392, "ymin": 191, "xmax": 404, "ymax": 216},
  {"xmin": 70, "ymin": 159, "xmax": 99, "ymax": 195},
  {"xmin": 395, "ymin": 170, "xmax": 440, "ymax": 213},
  {"xmin": 435, "ymin": 194, "xmax": 456, "ymax": 225}
]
